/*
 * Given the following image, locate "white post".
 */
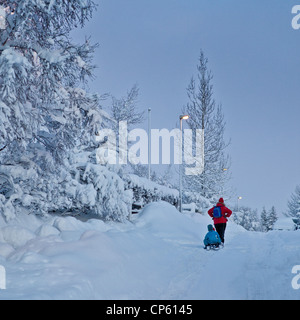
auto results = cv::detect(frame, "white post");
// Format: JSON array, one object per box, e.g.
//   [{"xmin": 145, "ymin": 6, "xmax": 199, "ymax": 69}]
[
  {"xmin": 0, "ymin": 265, "xmax": 6, "ymax": 290},
  {"xmin": 179, "ymin": 115, "xmax": 189, "ymax": 213},
  {"xmin": 179, "ymin": 118, "xmax": 183, "ymax": 213},
  {"xmin": 237, "ymin": 196, "xmax": 242, "ymax": 211},
  {"xmin": 148, "ymin": 108, "xmax": 151, "ymax": 180}
]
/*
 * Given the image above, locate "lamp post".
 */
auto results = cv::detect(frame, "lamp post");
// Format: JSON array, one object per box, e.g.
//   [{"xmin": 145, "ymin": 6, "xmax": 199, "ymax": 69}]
[
  {"xmin": 237, "ymin": 196, "xmax": 242, "ymax": 211},
  {"xmin": 148, "ymin": 108, "xmax": 151, "ymax": 180},
  {"xmin": 179, "ymin": 115, "xmax": 189, "ymax": 213}
]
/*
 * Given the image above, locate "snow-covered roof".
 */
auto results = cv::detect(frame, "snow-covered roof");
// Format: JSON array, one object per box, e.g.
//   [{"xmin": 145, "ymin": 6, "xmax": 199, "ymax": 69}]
[
  {"xmin": 124, "ymin": 174, "xmax": 179, "ymax": 198},
  {"xmin": 273, "ymin": 218, "xmax": 295, "ymax": 231}
]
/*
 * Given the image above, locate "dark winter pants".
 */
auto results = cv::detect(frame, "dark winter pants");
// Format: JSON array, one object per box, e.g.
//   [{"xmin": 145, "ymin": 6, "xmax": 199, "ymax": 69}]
[{"xmin": 215, "ymin": 223, "xmax": 227, "ymax": 244}]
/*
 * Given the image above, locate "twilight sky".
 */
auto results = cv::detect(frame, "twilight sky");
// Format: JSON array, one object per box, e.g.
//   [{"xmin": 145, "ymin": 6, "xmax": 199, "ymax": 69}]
[{"xmin": 73, "ymin": 0, "xmax": 300, "ymax": 214}]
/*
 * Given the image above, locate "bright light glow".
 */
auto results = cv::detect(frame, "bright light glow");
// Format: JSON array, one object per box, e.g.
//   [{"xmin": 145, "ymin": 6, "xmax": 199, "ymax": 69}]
[{"xmin": 180, "ymin": 115, "xmax": 189, "ymax": 120}]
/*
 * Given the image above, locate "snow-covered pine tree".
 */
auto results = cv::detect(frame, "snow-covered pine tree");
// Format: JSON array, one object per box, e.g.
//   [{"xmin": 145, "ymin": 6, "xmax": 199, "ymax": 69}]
[
  {"xmin": 233, "ymin": 206, "xmax": 260, "ymax": 231},
  {"xmin": 0, "ymin": 1, "xmax": 133, "ymax": 222},
  {"xmin": 268, "ymin": 206, "xmax": 278, "ymax": 231},
  {"xmin": 261, "ymin": 206, "xmax": 278, "ymax": 232},
  {"xmin": 261, "ymin": 207, "xmax": 269, "ymax": 232},
  {"xmin": 287, "ymin": 185, "xmax": 300, "ymax": 218},
  {"xmin": 0, "ymin": 0, "xmax": 97, "ymax": 160},
  {"xmin": 182, "ymin": 51, "xmax": 230, "ymax": 207}
]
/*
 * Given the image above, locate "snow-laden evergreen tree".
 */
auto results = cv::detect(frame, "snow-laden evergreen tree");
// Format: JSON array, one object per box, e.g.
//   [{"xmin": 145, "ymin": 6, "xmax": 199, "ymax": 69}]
[
  {"xmin": 182, "ymin": 51, "xmax": 230, "ymax": 207},
  {"xmin": 261, "ymin": 206, "xmax": 278, "ymax": 232},
  {"xmin": 0, "ymin": 0, "xmax": 97, "ymax": 159},
  {"xmin": 232, "ymin": 206, "xmax": 260, "ymax": 231},
  {"xmin": 260, "ymin": 207, "xmax": 269, "ymax": 232},
  {"xmin": 0, "ymin": 1, "xmax": 133, "ymax": 221},
  {"xmin": 268, "ymin": 206, "xmax": 278, "ymax": 231},
  {"xmin": 287, "ymin": 185, "xmax": 300, "ymax": 218}
]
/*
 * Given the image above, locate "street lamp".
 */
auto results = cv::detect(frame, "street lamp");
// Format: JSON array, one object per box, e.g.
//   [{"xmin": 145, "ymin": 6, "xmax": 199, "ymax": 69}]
[
  {"xmin": 179, "ymin": 115, "xmax": 189, "ymax": 213},
  {"xmin": 180, "ymin": 115, "xmax": 189, "ymax": 121},
  {"xmin": 237, "ymin": 196, "xmax": 242, "ymax": 211},
  {"xmin": 148, "ymin": 108, "xmax": 151, "ymax": 180}
]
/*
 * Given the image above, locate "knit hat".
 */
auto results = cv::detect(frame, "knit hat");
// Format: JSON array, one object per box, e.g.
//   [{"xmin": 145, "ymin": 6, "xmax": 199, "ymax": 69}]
[
  {"xmin": 218, "ymin": 198, "xmax": 224, "ymax": 204},
  {"xmin": 208, "ymin": 224, "xmax": 214, "ymax": 231}
]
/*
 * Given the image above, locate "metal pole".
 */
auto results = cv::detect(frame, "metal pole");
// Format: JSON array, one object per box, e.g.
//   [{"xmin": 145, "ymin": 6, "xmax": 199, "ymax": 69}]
[
  {"xmin": 179, "ymin": 118, "xmax": 183, "ymax": 213},
  {"xmin": 237, "ymin": 196, "xmax": 242, "ymax": 211},
  {"xmin": 148, "ymin": 108, "xmax": 151, "ymax": 180}
]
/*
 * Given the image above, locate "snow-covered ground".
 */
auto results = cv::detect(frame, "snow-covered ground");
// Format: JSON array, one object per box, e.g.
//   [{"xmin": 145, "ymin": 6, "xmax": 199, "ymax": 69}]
[{"xmin": 0, "ymin": 201, "xmax": 299, "ymax": 300}]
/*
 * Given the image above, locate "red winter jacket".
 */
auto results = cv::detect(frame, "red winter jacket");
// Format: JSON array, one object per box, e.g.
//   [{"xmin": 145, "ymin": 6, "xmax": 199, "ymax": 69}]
[{"xmin": 208, "ymin": 203, "xmax": 232, "ymax": 225}]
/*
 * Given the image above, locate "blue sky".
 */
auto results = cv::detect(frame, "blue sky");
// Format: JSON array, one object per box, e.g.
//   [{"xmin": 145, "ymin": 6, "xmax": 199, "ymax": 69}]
[{"xmin": 74, "ymin": 0, "xmax": 300, "ymax": 214}]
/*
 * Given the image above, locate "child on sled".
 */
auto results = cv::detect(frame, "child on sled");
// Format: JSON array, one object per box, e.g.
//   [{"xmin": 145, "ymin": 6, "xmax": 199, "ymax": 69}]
[{"xmin": 203, "ymin": 224, "xmax": 222, "ymax": 250}]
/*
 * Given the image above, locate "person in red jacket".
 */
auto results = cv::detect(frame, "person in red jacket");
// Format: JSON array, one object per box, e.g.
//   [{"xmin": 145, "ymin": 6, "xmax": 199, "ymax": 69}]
[{"xmin": 208, "ymin": 198, "xmax": 232, "ymax": 245}]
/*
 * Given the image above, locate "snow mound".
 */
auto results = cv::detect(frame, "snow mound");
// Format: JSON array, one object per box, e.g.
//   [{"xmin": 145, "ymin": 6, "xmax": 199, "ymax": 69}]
[
  {"xmin": 0, "ymin": 203, "xmax": 299, "ymax": 300},
  {"xmin": 137, "ymin": 201, "xmax": 182, "ymax": 227},
  {"xmin": 1, "ymin": 226, "xmax": 35, "ymax": 249},
  {"xmin": 136, "ymin": 201, "xmax": 204, "ymax": 243},
  {"xmin": 36, "ymin": 224, "xmax": 60, "ymax": 237},
  {"xmin": 53, "ymin": 216, "xmax": 83, "ymax": 232}
]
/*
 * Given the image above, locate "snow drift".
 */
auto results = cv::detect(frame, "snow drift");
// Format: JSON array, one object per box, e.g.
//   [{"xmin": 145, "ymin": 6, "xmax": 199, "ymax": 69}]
[{"xmin": 0, "ymin": 201, "xmax": 299, "ymax": 300}]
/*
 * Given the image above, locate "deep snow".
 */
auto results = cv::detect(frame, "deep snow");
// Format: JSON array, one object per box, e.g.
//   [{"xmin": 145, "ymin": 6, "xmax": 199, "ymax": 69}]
[{"xmin": 0, "ymin": 201, "xmax": 299, "ymax": 300}]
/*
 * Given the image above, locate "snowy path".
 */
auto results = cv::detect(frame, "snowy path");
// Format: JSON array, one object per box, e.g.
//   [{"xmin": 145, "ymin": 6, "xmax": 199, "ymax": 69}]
[
  {"xmin": 0, "ymin": 202, "xmax": 299, "ymax": 300},
  {"xmin": 161, "ymin": 224, "xmax": 300, "ymax": 300}
]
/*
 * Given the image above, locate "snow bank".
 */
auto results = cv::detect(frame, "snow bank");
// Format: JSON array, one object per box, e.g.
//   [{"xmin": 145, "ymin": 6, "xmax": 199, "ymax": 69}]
[
  {"xmin": 0, "ymin": 158, "xmax": 133, "ymax": 222},
  {"xmin": 124, "ymin": 174, "xmax": 179, "ymax": 208},
  {"xmin": 273, "ymin": 218, "xmax": 296, "ymax": 231},
  {"xmin": 0, "ymin": 202, "xmax": 299, "ymax": 300},
  {"xmin": 136, "ymin": 202, "xmax": 203, "ymax": 244},
  {"xmin": 1, "ymin": 226, "xmax": 35, "ymax": 249}
]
